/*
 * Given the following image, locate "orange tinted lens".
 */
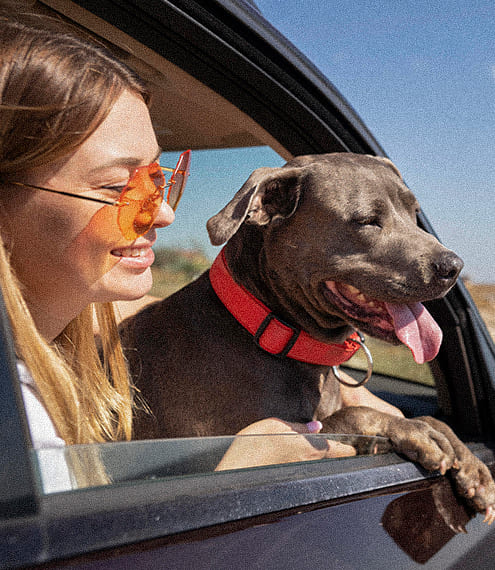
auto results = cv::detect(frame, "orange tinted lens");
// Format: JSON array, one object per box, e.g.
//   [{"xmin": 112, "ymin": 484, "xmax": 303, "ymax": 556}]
[
  {"xmin": 167, "ymin": 150, "xmax": 191, "ymax": 211},
  {"xmin": 117, "ymin": 163, "xmax": 165, "ymax": 240}
]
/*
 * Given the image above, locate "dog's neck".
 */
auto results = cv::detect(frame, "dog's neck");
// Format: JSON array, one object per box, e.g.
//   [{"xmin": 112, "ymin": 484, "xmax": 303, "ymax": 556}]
[
  {"xmin": 224, "ymin": 230, "xmax": 353, "ymax": 342},
  {"xmin": 210, "ymin": 247, "xmax": 361, "ymax": 367},
  {"xmin": 223, "ymin": 230, "xmax": 270, "ymax": 299}
]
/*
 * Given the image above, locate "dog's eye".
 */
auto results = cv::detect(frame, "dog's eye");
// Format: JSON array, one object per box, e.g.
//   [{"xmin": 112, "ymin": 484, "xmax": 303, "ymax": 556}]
[{"xmin": 354, "ymin": 216, "xmax": 382, "ymax": 229}]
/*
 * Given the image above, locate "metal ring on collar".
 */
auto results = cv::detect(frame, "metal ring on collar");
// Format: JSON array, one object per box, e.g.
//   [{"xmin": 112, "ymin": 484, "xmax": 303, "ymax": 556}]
[{"xmin": 332, "ymin": 335, "xmax": 373, "ymax": 388}]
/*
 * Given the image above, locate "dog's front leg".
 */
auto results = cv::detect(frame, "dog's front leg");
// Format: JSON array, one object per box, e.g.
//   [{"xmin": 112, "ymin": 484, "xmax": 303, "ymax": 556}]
[
  {"xmin": 311, "ymin": 368, "xmax": 402, "ymax": 423},
  {"xmin": 322, "ymin": 407, "xmax": 495, "ymax": 522},
  {"xmin": 321, "ymin": 406, "xmax": 456, "ymax": 473},
  {"xmin": 338, "ymin": 372, "xmax": 404, "ymax": 418}
]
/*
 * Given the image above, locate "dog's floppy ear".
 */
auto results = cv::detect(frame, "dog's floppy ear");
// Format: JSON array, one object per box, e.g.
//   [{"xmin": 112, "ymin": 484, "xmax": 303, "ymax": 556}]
[
  {"xmin": 373, "ymin": 156, "xmax": 403, "ymax": 180},
  {"xmin": 207, "ymin": 166, "xmax": 302, "ymax": 246}
]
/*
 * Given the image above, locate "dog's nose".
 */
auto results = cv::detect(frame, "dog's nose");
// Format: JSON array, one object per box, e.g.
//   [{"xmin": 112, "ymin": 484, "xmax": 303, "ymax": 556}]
[{"xmin": 432, "ymin": 251, "xmax": 464, "ymax": 282}]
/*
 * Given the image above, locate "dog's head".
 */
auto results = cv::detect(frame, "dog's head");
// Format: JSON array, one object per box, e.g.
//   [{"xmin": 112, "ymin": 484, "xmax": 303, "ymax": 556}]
[{"xmin": 207, "ymin": 153, "xmax": 463, "ymax": 364}]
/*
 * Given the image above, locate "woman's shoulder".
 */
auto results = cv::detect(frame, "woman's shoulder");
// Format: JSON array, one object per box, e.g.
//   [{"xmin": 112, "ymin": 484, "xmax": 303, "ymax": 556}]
[
  {"xmin": 17, "ymin": 360, "xmax": 66, "ymax": 449},
  {"xmin": 17, "ymin": 360, "xmax": 36, "ymax": 387}
]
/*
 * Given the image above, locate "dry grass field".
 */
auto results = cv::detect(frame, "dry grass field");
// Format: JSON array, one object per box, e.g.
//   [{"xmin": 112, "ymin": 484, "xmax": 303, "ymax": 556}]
[
  {"xmin": 149, "ymin": 247, "xmax": 211, "ymax": 299},
  {"xmin": 464, "ymin": 280, "xmax": 495, "ymax": 341}
]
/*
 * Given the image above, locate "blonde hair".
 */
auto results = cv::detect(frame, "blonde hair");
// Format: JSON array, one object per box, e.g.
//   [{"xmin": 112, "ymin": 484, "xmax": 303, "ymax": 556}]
[{"xmin": 0, "ymin": 18, "xmax": 151, "ymax": 444}]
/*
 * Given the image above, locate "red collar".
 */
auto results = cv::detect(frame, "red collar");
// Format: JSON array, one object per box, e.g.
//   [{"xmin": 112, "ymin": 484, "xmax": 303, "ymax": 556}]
[{"xmin": 209, "ymin": 249, "xmax": 361, "ymax": 367}]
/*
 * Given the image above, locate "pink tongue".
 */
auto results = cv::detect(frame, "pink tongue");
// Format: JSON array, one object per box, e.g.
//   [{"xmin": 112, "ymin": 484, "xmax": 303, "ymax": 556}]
[{"xmin": 384, "ymin": 302, "xmax": 443, "ymax": 364}]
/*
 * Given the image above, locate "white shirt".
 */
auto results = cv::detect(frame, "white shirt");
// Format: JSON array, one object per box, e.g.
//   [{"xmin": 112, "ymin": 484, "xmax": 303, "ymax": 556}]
[{"xmin": 18, "ymin": 361, "xmax": 74, "ymax": 493}]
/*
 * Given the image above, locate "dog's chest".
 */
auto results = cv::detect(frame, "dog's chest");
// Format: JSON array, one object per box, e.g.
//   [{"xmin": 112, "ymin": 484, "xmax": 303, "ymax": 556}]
[{"xmin": 228, "ymin": 356, "xmax": 341, "ymax": 423}]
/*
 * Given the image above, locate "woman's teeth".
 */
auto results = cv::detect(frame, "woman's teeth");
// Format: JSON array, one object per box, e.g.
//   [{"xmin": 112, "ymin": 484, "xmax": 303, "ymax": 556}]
[{"xmin": 113, "ymin": 247, "xmax": 147, "ymax": 258}]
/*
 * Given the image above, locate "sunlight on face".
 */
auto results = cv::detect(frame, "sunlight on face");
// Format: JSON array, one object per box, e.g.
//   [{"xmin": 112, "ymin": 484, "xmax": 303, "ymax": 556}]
[{"xmin": 6, "ymin": 90, "xmax": 175, "ymax": 338}]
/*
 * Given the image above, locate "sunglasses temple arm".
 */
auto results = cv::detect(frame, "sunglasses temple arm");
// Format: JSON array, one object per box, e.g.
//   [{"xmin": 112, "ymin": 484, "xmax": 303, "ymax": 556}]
[{"xmin": 11, "ymin": 182, "xmax": 117, "ymax": 206}]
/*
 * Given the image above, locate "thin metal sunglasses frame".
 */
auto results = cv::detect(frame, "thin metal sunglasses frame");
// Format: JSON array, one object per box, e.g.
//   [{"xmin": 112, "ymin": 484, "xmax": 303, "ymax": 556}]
[{"xmin": 9, "ymin": 161, "xmax": 185, "ymax": 210}]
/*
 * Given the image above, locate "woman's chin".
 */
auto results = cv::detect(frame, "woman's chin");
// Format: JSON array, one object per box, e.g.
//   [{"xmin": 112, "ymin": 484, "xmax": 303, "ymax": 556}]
[{"xmin": 96, "ymin": 268, "xmax": 154, "ymax": 303}]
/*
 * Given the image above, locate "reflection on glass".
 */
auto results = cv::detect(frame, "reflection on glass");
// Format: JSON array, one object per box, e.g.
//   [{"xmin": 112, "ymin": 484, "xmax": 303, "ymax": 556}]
[
  {"xmin": 32, "ymin": 434, "xmax": 390, "ymax": 494},
  {"xmin": 382, "ymin": 479, "xmax": 474, "ymax": 564}
]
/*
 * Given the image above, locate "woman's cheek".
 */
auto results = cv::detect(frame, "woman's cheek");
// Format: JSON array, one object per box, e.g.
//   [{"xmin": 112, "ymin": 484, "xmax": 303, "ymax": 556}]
[{"xmin": 64, "ymin": 205, "xmax": 124, "ymax": 284}]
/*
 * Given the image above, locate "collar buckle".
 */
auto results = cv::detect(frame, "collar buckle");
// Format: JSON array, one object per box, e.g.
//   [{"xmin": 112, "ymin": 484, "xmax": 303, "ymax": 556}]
[
  {"xmin": 254, "ymin": 313, "xmax": 301, "ymax": 357},
  {"xmin": 332, "ymin": 334, "xmax": 374, "ymax": 387}
]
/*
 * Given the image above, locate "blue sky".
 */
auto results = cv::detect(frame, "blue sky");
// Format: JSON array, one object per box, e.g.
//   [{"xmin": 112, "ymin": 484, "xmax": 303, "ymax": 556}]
[{"xmin": 158, "ymin": 1, "xmax": 494, "ymax": 283}]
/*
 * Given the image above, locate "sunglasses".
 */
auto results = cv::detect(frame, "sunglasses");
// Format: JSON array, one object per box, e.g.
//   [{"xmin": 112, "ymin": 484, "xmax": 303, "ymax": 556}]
[{"xmin": 10, "ymin": 149, "xmax": 191, "ymax": 240}]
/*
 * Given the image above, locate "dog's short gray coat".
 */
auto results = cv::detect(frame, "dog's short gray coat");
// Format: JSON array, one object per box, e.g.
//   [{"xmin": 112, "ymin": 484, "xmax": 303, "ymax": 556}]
[{"xmin": 120, "ymin": 153, "xmax": 494, "ymax": 518}]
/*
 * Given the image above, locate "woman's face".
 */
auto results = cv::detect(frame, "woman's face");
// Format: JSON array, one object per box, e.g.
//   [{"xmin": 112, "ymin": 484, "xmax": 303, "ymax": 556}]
[{"xmin": 4, "ymin": 90, "xmax": 175, "ymax": 338}]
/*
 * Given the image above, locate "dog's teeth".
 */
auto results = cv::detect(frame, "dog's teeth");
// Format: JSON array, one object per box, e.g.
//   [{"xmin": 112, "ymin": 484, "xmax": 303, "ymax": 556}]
[
  {"xmin": 368, "ymin": 301, "xmax": 376, "ymax": 308},
  {"xmin": 357, "ymin": 294, "xmax": 367, "ymax": 302},
  {"xmin": 347, "ymin": 285, "xmax": 360, "ymax": 294}
]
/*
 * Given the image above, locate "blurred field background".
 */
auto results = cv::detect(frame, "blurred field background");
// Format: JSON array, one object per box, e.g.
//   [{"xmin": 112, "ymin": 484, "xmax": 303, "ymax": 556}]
[
  {"xmin": 149, "ymin": 246, "xmax": 495, "ymax": 387},
  {"xmin": 149, "ymin": 247, "xmax": 211, "ymax": 299}
]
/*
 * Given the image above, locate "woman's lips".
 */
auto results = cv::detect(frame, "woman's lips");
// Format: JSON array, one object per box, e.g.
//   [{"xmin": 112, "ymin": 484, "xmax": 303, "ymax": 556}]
[{"xmin": 111, "ymin": 246, "xmax": 155, "ymax": 268}]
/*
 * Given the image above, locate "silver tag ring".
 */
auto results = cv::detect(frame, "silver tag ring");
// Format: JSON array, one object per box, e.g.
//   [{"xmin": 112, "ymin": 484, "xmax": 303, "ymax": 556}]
[{"xmin": 332, "ymin": 336, "xmax": 373, "ymax": 388}]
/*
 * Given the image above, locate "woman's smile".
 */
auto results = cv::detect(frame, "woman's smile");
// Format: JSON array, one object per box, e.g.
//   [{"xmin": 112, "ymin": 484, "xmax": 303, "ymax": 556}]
[
  {"xmin": 4, "ymin": 90, "xmax": 174, "ymax": 339},
  {"xmin": 111, "ymin": 243, "xmax": 156, "ymax": 267}
]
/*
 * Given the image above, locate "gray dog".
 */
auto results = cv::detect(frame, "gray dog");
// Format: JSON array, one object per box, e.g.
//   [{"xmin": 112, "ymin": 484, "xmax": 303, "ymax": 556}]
[{"xmin": 120, "ymin": 153, "xmax": 494, "ymax": 521}]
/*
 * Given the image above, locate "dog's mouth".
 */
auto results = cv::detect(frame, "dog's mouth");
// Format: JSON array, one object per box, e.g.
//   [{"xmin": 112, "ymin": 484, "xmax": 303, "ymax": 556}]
[{"xmin": 323, "ymin": 281, "xmax": 443, "ymax": 364}]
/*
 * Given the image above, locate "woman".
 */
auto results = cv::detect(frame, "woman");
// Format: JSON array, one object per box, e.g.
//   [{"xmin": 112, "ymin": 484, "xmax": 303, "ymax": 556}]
[
  {"xmin": 0, "ymin": 17, "xmax": 180, "ymax": 449},
  {"xmin": 0, "ymin": 17, "xmax": 400, "ymax": 483},
  {"xmin": 0, "ymin": 18, "xmax": 310, "ymax": 445}
]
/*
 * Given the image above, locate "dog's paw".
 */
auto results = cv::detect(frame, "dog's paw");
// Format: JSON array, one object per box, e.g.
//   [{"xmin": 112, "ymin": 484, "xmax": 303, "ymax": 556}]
[
  {"xmin": 388, "ymin": 417, "xmax": 456, "ymax": 474},
  {"xmin": 451, "ymin": 455, "xmax": 495, "ymax": 524},
  {"xmin": 416, "ymin": 415, "xmax": 495, "ymax": 524}
]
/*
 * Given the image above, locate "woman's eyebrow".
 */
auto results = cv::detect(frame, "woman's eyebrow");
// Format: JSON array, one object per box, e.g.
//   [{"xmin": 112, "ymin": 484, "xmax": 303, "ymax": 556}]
[{"xmin": 88, "ymin": 147, "xmax": 163, "ymax": 173}]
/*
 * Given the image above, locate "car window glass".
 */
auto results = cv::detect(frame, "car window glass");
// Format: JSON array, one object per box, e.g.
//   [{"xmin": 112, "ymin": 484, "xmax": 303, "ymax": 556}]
[{"xmin": 33, "ymin": 434, "xmax": 390, "ymax": 494}]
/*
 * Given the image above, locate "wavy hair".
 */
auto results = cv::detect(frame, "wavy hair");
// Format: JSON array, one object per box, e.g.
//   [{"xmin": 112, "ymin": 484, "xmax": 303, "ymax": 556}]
[{"xmin": 0, "ymin": 18, "xmax": 151, "ymax": 444}]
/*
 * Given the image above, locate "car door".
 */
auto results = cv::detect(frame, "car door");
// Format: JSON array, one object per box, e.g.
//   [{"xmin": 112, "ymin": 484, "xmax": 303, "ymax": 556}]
[{"xmin": 1, "ymin": 1, "xmax": 494, "ymax": 568}]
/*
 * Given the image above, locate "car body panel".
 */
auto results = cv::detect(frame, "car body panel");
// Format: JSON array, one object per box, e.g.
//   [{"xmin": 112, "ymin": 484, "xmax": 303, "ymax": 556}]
[{"xmin": 52, "ymin": 489, "xmax": 494, "ymax": 570}]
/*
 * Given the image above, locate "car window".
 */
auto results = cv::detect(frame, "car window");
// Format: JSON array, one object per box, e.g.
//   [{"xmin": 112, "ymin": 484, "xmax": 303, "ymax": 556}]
[
  {"xmin": 11, "ymin": 0, "xmax": 450, "ymax": 491},
  {"xmin": 33, "ymin": 433, "xmax": 390, "ymax": 494}
]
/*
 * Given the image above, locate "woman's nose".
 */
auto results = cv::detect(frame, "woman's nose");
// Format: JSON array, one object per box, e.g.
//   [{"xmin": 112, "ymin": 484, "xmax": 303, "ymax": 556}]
[{"xmin": 153, "ymin": 201, "xmax": 175, "ymax": 229}]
